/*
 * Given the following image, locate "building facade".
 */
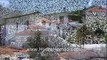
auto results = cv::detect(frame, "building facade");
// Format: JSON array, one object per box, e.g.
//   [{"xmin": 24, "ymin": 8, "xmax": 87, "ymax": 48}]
[{"xmin": 85, "ymin": 6, "xmax": 107, "ymax": 32}]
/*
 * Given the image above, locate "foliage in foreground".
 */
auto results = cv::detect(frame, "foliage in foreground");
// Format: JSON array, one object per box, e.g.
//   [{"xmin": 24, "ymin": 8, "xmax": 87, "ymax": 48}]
[
  {"xmin": 23, "ymin": 30, "xmax": 49, "ymax": 60},
  {"xmin": 105, "ymin": 35, "xmax": 107, "ymax": 42}
]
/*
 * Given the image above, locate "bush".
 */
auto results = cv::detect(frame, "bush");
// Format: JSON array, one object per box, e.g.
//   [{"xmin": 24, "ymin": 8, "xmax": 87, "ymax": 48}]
[{"xmin": 105, "ymin": 35, "xmax": 107, "ymax": 42}]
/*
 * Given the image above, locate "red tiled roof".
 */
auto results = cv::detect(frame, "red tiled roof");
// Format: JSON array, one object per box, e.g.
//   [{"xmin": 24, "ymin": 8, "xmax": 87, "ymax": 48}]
[
  {"xmin": 0, "ymin": 47, "xmax": 29, "ymax": 55},
  {"xmin": 41, "ymin": 18, "xmax": 51, "ymax": 23},
  {"xmin": 16, "ymin": 25, "xmax": 48, "ymax": 35},
  {"xmin": 87, "ymin": 6, "xmax": 107, "ymax": 12},
  {"xmin": 18, "ymin": 49, "xmax": 28, "ymax": 53},
  {"xmin": 51, "ymin": 20, "xmax": 59, "ymax": 24},
  {"xmin": 29, "ymin": 25, "xmax": 46, "ymax": 30},
  {"xmin": 58, "ymin": 49, "xmax": 98, "ymax": 59},
  {"xmin": 0, "ymin": 47, "xmax": 21, "ymax": 55},
  {"xmin": 16, "ymin": 30, "xmax": 33, "ymax": 36}
]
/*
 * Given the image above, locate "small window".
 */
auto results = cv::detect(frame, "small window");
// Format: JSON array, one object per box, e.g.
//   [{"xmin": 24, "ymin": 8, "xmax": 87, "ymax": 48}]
[
  {"xmin": 68, "ymin": 15, "xmax": 72, "ymax": 22},
  {"xmin": 16, "ymin": 22, "xmax": 19, "ymax": 29},
  {"xmin": 59, "ymin": 16, "xmax": 64, "ymax": 23},
  {"xmin": 24, "ymin": 20, "xmax": 29, "ymax": 25},
  {"xmin": 4, "ymin": 57, "xmax": 10, "ymax": 60},
  {"xmin": 59, "ymin": 16, "xmax": 64, "ymax": 20}
]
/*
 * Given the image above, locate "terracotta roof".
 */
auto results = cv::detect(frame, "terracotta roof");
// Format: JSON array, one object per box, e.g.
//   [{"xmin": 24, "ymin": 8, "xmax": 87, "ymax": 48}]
[
  {"xmin": 58, "ymin": 49, "xmax": 98, "ymax": 59},
  {"xmin": 18, "ymin": 49, "xmax": 28, "ymax": 53},
  {"xmin": 16, "ymin": 28, "xmax": 48, "ymax": 36},
  {"xmin": 87, "ymin": 6, "xmax": 107, "ymax": 12},
  {"xmin": 51, "ymin": 20, "xmax": 59, "ymax": 24},
  {"xmin": 29, "ymin": 25, "xmax": 46, "ymax": 30},
  {"xmin": 16, "ymin": 30, "xmax": 33, "ymax": 36},
  {"xmin": 0, "ymin": 47, "xmax": 28, "ymax": 55},
  {"xmin": 41, "ymin": 18, "xmax": 51, "ymax": 23},
  {"xmin": 0, "ymin": 47, "xmax": 17, "ymax": 55}
]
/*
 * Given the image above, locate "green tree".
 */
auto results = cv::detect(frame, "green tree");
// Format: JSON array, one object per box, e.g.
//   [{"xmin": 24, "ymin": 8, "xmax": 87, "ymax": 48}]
[
  {"xmin": 71, "ymin": 9, "xmax": 85, "ymax": 23},
  {"xmin": 105, "ymin": 35, "xmax": 107, "ymax": 43},
  {"xmin": 24, "ymin": 30, "xmax": 49, "ymax": 60},
  {"xmin": 76, "ymin": 25, "xmax": 90, "ymax": 46},
  {"xmin": 94, "ymin": 27, "xmax": 104, "ymax": 37}
]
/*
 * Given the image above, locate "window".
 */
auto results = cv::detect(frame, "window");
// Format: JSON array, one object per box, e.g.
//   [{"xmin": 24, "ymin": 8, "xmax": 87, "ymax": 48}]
[
  {"xmin": 16, "ymin": 22, "xmax": 19, "ymax": 29},
  {"xmin": 4, "ymin": 57, "xmax": 10, "ymax": 60},
  {"xmin": 59, "ymin": 16, "xmax": 64, "ymax": 23},
  {"xmin": 25, "ymin": 20, "xmax": 29, "ymax": 26},
  {"xmin": 68, "ymin": 15, "xmax": 72, "ymax": 22}
]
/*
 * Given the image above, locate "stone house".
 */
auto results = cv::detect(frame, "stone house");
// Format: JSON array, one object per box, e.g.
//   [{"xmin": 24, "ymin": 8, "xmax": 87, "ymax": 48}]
[
  {"xmin": 85, "ymin": 6, "xmax": 107, "ymax": 32},
  {"xmin": 3, "ymin": 12, "xmax": 43, "ymax": 46},
  {"xmin": 2, "ymin": 9, "xmax": 83, "ymax": 47},
  {"xmin": 83, "ymin": 6, "xmax": 107, "ymax": 44},
  {"xmin": 8, "ymin": 17, "xmax": 58, "ymax": 48},
  {"xmin": 3, "ymin": 11, "xmax": 74, "ymax": 46}
]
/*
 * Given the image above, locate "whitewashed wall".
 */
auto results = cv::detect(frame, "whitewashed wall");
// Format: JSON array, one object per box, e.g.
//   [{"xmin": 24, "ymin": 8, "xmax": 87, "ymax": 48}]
[
  {"xmin": 5, "ymin": 25, "xmax": 27, "ymax": 45},
  {"xmin": 85, "ymin": 11, "xmax": 107, "ymax": 32}
]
